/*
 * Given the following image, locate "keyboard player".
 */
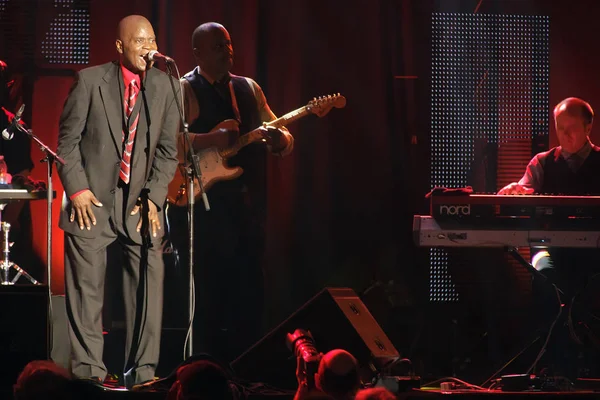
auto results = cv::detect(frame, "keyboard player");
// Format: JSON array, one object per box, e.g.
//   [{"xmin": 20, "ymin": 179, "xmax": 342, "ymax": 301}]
[{"xmin": 498, "ymin": 97, "xmax": 600, "ymax": 378}]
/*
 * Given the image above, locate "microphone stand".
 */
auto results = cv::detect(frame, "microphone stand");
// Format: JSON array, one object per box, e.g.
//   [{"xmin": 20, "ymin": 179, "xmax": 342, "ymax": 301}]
[
  {"xmin": 164, "ymin": 61, "xmax": 210, "ymax": 360},
  {"xmin": 14, "ymin": 116, "xmax": 65, "ymax": 358}
]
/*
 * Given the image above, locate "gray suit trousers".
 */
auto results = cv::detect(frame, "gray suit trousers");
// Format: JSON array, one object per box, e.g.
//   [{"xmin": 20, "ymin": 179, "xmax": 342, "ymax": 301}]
[{"xmin": 64, "ymin": 184, "xmax": 164, "ymax": 388}]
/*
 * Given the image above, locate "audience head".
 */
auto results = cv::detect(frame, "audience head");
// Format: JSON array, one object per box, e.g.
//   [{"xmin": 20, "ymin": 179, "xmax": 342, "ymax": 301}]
[
  {"xmin": 315, "ymin": 349, "xmax": 361, "ymax": 399},
  {"xmin": 301, "ymin": 390, "xmax": 336, "ymax": 399},
  {"xmin": 13, "ymin": 360, "xmax": 72, "ymax": 400},
  {"xmin": 355, "ymin": 387, "xmax": 397, "ymax": 400},
  {"xmin": 174, "ymin": 359, "xmax": 234, "ymax": 400}
]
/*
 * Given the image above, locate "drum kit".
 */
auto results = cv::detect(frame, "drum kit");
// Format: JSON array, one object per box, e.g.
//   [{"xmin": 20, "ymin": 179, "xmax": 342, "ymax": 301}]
[
  {"xmin": 0, "ymin": 104, "xmax": 63, "ymax": 289},
  {"xmin": 0, "ymin": 188, "xmax": 45, "ymax": 285}
]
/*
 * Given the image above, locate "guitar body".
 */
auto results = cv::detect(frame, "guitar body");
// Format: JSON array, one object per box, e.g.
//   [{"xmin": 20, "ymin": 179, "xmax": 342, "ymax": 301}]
[
  {"xmin": 167, "ymin": 93, "xmax": 346, "ymax": 207},
  {"xmin": 167, "ymin": 120, "xmax": 243, "ymax": 207},
  {"xmin": 197, "ymin": 147, "xmax": 244, "ymax": 189}
]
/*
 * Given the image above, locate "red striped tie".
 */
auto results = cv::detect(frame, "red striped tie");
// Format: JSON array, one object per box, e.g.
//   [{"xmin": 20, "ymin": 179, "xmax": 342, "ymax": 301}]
[{"xmin": 119, "ymin": 79, "xmax": 140, "ymax": 184}]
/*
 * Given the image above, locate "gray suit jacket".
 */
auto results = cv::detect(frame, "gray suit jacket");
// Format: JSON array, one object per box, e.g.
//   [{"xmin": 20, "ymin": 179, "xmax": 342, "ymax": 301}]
[{"xmin": 57, "ymin": 61, "xmax": 179, "ymax": 244}]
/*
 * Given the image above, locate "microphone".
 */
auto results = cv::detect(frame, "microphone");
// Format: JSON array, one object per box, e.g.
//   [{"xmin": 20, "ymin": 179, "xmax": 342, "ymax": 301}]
[
  {"xmin": 2, "ymin": 103, "xmax": 25, "ymax": 140},
  {"xmin": 146, "ymin": 50, "xmax": 174, "ymax": 63}
]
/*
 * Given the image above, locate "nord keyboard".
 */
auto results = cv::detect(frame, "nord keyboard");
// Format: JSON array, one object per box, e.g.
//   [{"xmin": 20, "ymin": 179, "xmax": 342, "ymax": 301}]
[
  {"xmin": 0, "ymin": 188, "xmax": 51, "ymax": 204},
  {"xmin": 428, "ymin": 190, "xmax": 600, "ymax": 230},
  {"xmin": 0, "ymin": 188, "xmax": 48, "ymax": 201},
  {"xmin": 413, "ymin": 215, "xmax": 600, "ymax": 248}
]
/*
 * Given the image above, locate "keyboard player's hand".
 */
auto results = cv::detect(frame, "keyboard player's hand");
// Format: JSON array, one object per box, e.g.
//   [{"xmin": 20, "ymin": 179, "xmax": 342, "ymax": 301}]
[{"xmin": 497, "ymin": 182, "xmax": 534, "ymax": 195}]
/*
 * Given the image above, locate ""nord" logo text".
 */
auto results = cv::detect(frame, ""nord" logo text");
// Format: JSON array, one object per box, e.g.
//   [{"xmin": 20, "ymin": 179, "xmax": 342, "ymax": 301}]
[{"xmin": 439, "ymin": 204, "xmax": 470, "ymax": 216}]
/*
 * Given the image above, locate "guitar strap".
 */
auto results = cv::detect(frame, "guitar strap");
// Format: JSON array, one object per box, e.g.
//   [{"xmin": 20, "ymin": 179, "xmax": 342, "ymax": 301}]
[{"xmin": 227, "ymin": 80, "xmax": 242, "ymax": 123}]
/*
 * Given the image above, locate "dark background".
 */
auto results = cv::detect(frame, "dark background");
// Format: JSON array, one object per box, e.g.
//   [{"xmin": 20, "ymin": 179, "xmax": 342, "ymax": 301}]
[{"xmin": 3, "ymin": 0, "xmax": 600, "ymax": 384}]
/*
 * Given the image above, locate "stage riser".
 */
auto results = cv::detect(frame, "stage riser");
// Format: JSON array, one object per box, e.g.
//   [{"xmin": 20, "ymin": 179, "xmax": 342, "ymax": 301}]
[{"xmin": 0, "ymin": 285, "xmax": 49, "ymax": 393}]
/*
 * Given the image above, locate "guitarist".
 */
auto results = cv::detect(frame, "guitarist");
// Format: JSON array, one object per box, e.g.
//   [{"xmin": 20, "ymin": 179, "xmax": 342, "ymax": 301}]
[{"xmin": 169, "ymin": 21, "xmax": 294, "ymax": 362}]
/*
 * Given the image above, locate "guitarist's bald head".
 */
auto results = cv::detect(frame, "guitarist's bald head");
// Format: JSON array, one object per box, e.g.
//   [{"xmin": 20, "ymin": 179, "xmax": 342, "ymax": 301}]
[
  {"xmin": 192, "ymin": 22, "xmax": 233, "ymax": 81},
  {"xmin": 192, "ymin": 22, "xmax": 226, "ymax": 49}
]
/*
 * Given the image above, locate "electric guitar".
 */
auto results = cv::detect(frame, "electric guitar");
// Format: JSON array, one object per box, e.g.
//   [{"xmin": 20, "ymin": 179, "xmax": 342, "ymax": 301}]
[{"xmin": 167, "ymin": 93, "xmax": 346, "ymax": 207}]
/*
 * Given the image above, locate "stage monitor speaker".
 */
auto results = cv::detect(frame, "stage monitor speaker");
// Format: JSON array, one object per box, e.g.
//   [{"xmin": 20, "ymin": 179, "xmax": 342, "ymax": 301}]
[
  {"xmin": 230, "ymin": 287, "xmax": 399, "ymax": 390},
  {"xmin": 0, "ymin": 285, "xmax": 49, "ymax": 392}
]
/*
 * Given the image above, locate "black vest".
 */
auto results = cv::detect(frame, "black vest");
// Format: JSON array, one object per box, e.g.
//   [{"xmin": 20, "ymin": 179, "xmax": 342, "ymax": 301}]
[
  {"xmin": 184, "ymin": 69, "xmax": 266, "ymax": 197},
  {"xmin": 540, "ymin": 146, "xmax": 600, "ymax": 195},
  {"xmin": 540, "ymin": 146, "xmax": 600, "ymax": 283}
]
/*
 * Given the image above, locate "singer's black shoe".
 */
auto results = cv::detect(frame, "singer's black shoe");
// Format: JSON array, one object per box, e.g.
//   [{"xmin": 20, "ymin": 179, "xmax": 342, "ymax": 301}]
[
  {"xmin": 80, "ymin": 376, "xmax": 104, "ymax": 384},
  {"xmin": 130, "ymin": 378, "xmax": 161, "ymax": 392},
  {"xmin": 72, "ymin": 376, "xmax": 107, "ymax": 391}
]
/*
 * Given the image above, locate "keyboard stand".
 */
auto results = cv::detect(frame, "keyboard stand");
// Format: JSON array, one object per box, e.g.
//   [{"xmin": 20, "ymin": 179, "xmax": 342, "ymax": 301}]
[{"xmin": 480, "ymin": 247, "xmax": 565, "ymax": 387}]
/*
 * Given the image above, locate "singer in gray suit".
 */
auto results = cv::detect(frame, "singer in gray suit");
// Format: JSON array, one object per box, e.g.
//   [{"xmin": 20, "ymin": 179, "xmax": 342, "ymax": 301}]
[{"xmin": 56, "ymin": 15, "xmax": 179, "ymax": 388}]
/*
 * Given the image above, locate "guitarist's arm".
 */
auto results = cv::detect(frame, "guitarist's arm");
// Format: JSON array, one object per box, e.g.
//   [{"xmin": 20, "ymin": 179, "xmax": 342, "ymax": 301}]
[
  {"xmin": 185, "ymin": 127, "xmax": 238, "ymax": 151},
  {"xmin": 248, "ymin": 78, "xmax": 294, "ymax": 157},
  {"xmin": 177, "ymin": 78, "xmax": 238, "ymax": 154}
]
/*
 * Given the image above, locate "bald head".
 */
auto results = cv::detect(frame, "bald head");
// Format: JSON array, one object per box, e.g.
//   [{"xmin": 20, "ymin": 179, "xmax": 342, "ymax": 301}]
[
  {"xmin": 553, "ymin": 97, "xmax": 594, "ymax": 154},
  {"xmin": 191, "ymin": 22, "xmax": 233, "ymax": 80},
  {"xmin": 115, "ymin": 14, "xmax": 157, "ymax": 74},
  {"xmin": 117, "ymin": 15, "xmax": 151, "ymax": 41},
  {"xmin": 192, "ymin": 22, "xmax": 226, "ymax": 49},
  {"xmin": 554, "ymin": 97, "xmax": 594, "ymax": 125},
  {"xmin": 319, "ymin": 349, "xmax": 358, "ymax": 375},
  {"xmin": 316, "ymin": 349, "xmax": 360, "ymax": 398}
]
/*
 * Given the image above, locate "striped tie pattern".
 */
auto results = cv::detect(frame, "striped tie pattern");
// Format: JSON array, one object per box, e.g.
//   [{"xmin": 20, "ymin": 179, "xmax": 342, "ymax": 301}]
[{"xmin": 119, "ymin": 79, "xmax": 140, "ymax": 184}]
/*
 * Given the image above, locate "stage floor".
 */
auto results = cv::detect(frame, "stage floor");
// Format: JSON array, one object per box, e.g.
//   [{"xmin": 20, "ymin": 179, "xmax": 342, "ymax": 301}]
[
  {"xmin": 401, "ymin": 389, "xmax": 600, "ymax": 399},
  {"xmin": 4, "ymin": 386, "xmax": 600, "ymax": 400}
]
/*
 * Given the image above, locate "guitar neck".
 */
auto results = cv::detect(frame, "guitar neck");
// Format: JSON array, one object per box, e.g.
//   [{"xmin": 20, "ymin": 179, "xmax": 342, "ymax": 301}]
[
  {"xmin": 265, "ymin": 106, "xmax": 310, "ymax": 129},
  {"xmin": 232, "ymin": 131, "xmax": 263, "ymax": 153},
  {"xmin": 224, "ymin": 106, "xmax": 311, "ymax": 157}
]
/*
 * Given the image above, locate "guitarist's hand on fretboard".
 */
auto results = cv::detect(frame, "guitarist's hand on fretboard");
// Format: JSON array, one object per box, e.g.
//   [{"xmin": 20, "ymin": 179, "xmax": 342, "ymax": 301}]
[{"xmin": 260, "ymin": 126, "xmax": 294, "ymax": 156}]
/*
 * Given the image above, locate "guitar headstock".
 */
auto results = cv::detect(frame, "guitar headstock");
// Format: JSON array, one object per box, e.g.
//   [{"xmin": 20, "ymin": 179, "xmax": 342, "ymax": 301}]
[{"xmin": 307, "ymin": 93, "xmax": 346, "ymax": 117}]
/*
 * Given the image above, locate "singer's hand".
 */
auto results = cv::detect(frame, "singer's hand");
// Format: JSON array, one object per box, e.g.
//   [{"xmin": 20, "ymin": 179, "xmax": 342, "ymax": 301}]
[
  {"xmin": 131, "ymin": 197, "xmax": 160, "ymax": 238},
  {"xmin": 70, "ymin": 190, "xmax": 103, "ymax": 230}
]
